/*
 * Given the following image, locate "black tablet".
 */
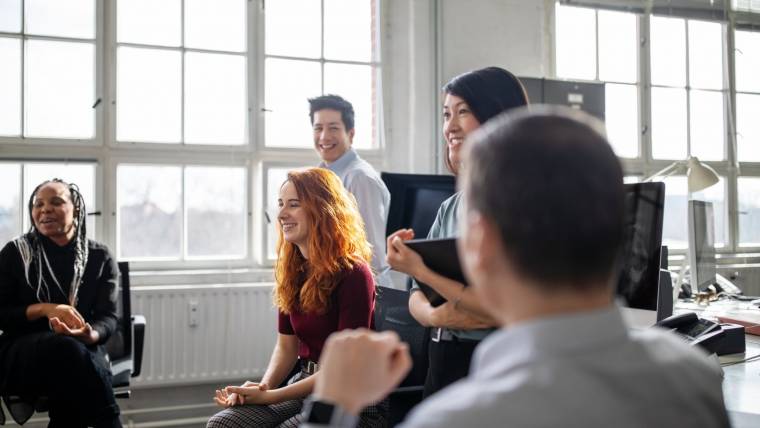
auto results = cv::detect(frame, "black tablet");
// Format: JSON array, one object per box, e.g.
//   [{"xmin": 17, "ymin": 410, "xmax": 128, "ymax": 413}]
[{"xmin": 404, "ymin": 237, "xmax": 467, "ymax": 307}]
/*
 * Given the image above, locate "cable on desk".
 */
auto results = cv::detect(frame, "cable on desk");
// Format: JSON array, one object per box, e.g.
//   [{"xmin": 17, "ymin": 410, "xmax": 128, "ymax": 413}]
[{"xmin": 721, "ymin": 353, "xmax": 760, "ymax": 367}]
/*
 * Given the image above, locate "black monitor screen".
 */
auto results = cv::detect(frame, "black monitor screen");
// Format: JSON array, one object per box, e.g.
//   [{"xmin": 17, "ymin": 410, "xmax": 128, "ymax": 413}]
[
  {"xmin": 617, "ymin": 182, "xmax": 666, "ymax": 311},
  {"xmin": 381, "ymin": 172, "xmax": 456, "ymax": 238}
]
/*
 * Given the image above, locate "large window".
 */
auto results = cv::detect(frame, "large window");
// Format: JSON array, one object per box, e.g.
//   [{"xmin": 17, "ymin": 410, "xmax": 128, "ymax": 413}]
[
  {"xmin": 555, "ymin": 2, "xmax": 760, "ymax": 253},
  {"xmin": 0, "ymin": 0, "xmax": 96, "ymax": 140},
  {"xmin": 0, "ymin": 0, "xmax": 383, "ymax": 269},
  {"xmin": 116, "ymin": 0, "xmax": 247, "ymax": 145},
  {"xmin": 264, "ymin": 0, "xmax": 380, "ymax": 149}
]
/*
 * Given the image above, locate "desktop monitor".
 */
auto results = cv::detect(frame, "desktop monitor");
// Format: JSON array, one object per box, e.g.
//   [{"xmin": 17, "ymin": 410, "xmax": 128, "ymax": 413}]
[
  {"xmin": 688, "ymin": 200, "xmax": 717, "ymax": 293},
  {"xmin": 381, "ymin": 172, "xmax": 456, "ymax": 238},
  {"xmin": 617, "ymin": 182, "xmax": 667, "ymax": 326}
]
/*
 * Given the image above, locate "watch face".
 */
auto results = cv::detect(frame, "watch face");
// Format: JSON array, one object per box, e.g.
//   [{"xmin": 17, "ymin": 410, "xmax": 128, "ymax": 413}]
[{"xmin": 307, "ymin": 401, "xmax": 335, "ymax": 423}]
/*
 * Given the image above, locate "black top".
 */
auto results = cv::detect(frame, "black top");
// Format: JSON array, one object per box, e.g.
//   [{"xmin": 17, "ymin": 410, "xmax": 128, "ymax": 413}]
[{"xmin": 0, "ymin": 233, "xmax": 118, "ymax": 350}]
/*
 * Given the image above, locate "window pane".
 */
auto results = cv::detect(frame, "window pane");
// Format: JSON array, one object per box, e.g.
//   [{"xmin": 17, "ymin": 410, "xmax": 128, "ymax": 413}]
[
  {"xmin": 185, "ymin": 52, "xmax": 247, "ymax": 145},
  {"xmin": 650, "ymin": 16, "xmax": 686, "ymax": 87},
  {"xmin": 738, "ymin": 177, "xmax": 760, "ymax": 246},
  {"xmin": 555, "ymin": 5, "xmax": 596, "ymax": 80},
  {"xmin": 265, "ymin": 58, "xmax": 321, "ymax": 148},
  {"xmin": 0, "ymin": 38, "xmax": 21, "ymax": 136},
  {"xmin": 117, "ymin": 0, "xmax": 181, "ymax": 46},
  {"xmin": 735, "ymin": 30, "xmax": 760, "ymax": 93},
  {"xmin": 25, "ymin": 40, "xmax": 94, "ymax": 139},
  {"xmin": 605, "ymin": 83, "xmax": 638, "ymax": 158},
  {"xmin": 25, "ymin": 0, "xmax": 94, "ymax": 39},
  {"xmin": 689, "ymin": 90, "xmax": 724, "ymax": 161},
  {"xmin": 118, "ymin": 165, "xmax": 181, "ymax": 259},
  {"xmin": 688, "ymin": 20, "xmax": 723, "ymax": 90},
  {"xmin": 24, "ymin": 163, "xmax": 96, "ymax": 239},
  {"xmin": 324, "ymin": 0, "xmax": 372, "ymax": 62},
  {"xmin": 691, "ymin": 177, "xmax": 726, "ymax": 247},
  {"xmin": 0, "ymin": 0, "xmax": 21, "ymax": 32},
  {"xmin": 265, "ymin": 0, "xmax": 321, "ymax": 58},
  {"xmin": 737, "ymin": 93, "xmax": 760, "ymax": 162},
  {"xmin": 324, "ymin": 63, "xmax": 374, "ymax": 149},
  {"xmin": 0, "ymin": 164, "xmax": 21, "ymax": 245},
  {"xmin": 185, "ymin": 0, "xmax": 246, "ymax": 52},
  {"xmin": 662, "ymin": 176, "xmax": 688, "ymax": 249},
  {"xmin": 117, "ymin": 47, "xmax": 181, "ymax": 143},
  {"xmin": 651, "ymin": 86, "xmax": 687, "ymax": 160},
  {"xmin": 598, "ymin": 10, "xmax": 637, "ymax": 83},
  {"xmin": 185, "ymin": 166, "xmax": 246, "ymax": 258}
]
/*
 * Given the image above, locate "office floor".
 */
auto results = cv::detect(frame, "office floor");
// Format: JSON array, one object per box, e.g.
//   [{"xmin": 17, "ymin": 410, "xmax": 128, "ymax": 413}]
[{"xmin": 2, "ymin": 382, "xmax": 220, "ymax": 428}]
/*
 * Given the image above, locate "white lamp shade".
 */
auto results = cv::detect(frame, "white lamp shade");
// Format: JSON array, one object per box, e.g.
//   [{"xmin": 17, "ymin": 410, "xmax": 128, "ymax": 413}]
[{"xmin": 686, "ymin": 156, "xmax": 719, "ymax": 192}]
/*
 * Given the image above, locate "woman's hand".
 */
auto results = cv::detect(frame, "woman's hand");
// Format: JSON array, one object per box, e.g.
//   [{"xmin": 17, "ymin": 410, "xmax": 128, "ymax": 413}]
[
  {"xmin": 49, "ymin": 317, "xmax": 100, "ymax": 344},
  {"xmin": 429, "ymin": 302, "xmax": 492, "ymax": 330},
  {"xmin": 213, "ymin": 381, "xmax": 270, "ymax": 407},
  {"xmin": 386, "ymin": 229, "xmax": 425, "ymax": 277},
  {"xmin": 46, "ymin": 304, "xmax": 85, "ymax": 330},
  {"xmin": 224, "ymin": 383, "xmax": 278, "ymax": 405}
]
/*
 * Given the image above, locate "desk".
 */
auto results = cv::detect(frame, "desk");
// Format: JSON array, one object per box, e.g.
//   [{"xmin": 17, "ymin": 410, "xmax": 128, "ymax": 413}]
[{"xmin": 675, "ymin": 300, "xmax": 760, "ymax": 428}]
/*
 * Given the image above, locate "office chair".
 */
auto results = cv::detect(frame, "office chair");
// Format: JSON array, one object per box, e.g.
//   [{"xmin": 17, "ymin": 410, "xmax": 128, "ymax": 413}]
[
  {"xmin": 107, "ymin": 261, "xmax": 146, "ymax": 398},
  {"xmin": 374, "ymin": 286, "xmax": 430, "ymax": 426},
  {"xmin": 0, "ymin": 262, "xmax": 146, "ymax": 425}
]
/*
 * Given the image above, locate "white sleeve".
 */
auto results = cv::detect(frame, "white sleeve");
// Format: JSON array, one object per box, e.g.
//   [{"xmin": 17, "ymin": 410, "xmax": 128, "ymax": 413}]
[{"xmin": 345, "ymin": 173, "xmax": 391, "ymax": 286}]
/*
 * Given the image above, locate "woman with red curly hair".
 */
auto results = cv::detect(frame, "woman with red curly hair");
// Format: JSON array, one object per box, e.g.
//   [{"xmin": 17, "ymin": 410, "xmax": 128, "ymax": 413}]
[{"xmin": 207, "ymin": 168, "xmax": 385, "ymax": 428}]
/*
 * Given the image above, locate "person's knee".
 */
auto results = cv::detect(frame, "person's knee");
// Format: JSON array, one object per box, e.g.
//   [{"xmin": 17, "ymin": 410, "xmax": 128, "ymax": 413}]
[
  {"xmin": 49, "ymin": 335, "xmax": 90, "ymax": 365},
  {"xmin": 206, "ymin": 410, "xmax": 234, "ymax": 428}
]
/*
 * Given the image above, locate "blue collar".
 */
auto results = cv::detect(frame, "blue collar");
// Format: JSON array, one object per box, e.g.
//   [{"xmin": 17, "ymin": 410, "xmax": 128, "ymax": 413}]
[{"xmin": 320, "ymin": 148, "xmax": 358, "ymax": 175}]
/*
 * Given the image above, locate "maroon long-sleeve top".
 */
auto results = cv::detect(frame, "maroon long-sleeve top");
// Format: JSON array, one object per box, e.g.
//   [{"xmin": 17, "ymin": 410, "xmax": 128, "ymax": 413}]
[{"xmin": 278, "ymin": 262, "xmax": 375, "ymax": 362}]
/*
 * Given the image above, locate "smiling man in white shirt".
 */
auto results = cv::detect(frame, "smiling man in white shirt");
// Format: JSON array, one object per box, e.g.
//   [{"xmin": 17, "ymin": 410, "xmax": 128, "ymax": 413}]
[
  {"xmin": 300, "ymin": 106, "xmax": 731, "ymax": 428},
  {"xmin": 309, "ymin": 95, "xmax": 392, "ymax": 288}
]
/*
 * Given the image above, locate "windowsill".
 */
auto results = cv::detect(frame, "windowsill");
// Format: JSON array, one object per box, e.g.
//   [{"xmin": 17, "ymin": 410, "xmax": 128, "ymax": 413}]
[{"xmin": 130, "ymin": 267, "xmax": 275, "ymax": 287}]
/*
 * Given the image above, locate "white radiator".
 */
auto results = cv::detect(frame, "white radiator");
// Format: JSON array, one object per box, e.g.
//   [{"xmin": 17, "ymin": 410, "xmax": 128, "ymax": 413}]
[{"xmin": 131, "ymin": 283, "xmax": 278, "ymax": 387}]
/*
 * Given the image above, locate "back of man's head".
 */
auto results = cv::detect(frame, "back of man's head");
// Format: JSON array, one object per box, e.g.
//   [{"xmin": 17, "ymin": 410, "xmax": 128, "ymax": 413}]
[
  {"xmin": 465, "ymin": 106, "xmax": 624, "ymax": 290},
  {"xmin": 308, "ymin": 94, "xmax": 355, "ymax": 131}
]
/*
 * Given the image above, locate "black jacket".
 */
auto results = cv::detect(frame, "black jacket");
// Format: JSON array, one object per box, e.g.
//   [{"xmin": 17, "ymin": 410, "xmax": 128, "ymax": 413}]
[{"xmin": 0, "ymin": 233, "xmax": 118, "ymax": 351}]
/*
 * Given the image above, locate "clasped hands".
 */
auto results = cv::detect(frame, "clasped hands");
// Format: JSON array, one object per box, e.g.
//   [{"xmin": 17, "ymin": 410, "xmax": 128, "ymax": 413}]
[
  {"xmin": 46, "ymin": 304, "xmax": 99, "ymax": 345},
  {"xmin": 214, "ymin": 381, "xmax": 273, "ymax": 407}
]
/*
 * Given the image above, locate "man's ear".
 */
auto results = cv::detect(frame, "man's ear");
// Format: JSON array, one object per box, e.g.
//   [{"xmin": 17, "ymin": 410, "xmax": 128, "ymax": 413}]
[
  {"xmin": 348, "ymin": 128, "xmax": 355, "ymax": 144},
  {"xmin": 461, "ymin": 211, "xmax": 494, "ymax": 274}
]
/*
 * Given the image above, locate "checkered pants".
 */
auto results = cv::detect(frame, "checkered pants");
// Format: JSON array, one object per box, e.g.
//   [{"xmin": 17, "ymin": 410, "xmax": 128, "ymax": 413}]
[{"xmin": 206, "ymin": 371, "xmax": 388, "ymax": 428}]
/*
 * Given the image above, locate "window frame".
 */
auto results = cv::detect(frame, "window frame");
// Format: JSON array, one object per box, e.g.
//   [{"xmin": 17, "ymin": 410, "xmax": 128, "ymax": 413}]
[
  {"xmin": 0, "ymin": 0, "xmax": 103, "ymax": 146},
  {"xmin": 553, "ymin": 2, "xmax": 760, "ymax": 257},
  {"xmin": 0, "ymin": 0, "xmax": 386, "ymax": 272}
]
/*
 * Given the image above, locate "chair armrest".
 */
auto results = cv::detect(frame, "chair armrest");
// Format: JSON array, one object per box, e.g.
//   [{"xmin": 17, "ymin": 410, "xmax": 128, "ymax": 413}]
[{"xmin": 132, "ymin": 314, "xmax": 146, "ymax": 378}]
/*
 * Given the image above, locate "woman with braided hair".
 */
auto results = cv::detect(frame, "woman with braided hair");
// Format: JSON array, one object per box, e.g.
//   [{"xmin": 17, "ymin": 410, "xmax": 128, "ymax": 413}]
[{"xmin": 0, "ymin": 179, "xmax": 121, "ymax": 428}]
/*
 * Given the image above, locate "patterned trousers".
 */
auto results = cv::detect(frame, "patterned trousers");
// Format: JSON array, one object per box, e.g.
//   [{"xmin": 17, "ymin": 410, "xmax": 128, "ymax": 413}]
[{"xmin": 206, "ymin": 371, "xmax": 388, "ymax": 428}]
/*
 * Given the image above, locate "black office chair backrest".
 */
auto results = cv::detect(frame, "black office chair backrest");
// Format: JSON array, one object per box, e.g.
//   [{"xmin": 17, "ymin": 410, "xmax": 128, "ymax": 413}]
[
  {"xmin": 105, "ymin": 262, "xmax": 132, "ymax": 361},
  {"xmin": 374, "ymin": 286, "xmax": 429, "ymax": 388}
]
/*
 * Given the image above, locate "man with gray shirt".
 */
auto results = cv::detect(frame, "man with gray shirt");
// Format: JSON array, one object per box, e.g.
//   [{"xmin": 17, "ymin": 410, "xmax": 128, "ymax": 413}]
[
  {"xmin": 309, "ymin": 95, "xmax": 392, "ymax": 288},
  {"xmin": 299, "ymin": 107, "xmax": 730, "ymax": 428}
]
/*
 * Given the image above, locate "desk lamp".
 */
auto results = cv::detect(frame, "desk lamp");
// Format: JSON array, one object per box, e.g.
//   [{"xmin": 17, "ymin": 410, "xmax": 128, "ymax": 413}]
[{"xmin": 642, "ymin": 156, "xmax": 719, "ymax": 193}]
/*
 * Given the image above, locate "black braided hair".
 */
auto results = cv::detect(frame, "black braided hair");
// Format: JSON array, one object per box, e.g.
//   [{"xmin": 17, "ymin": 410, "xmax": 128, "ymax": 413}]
[{"xmin": 24, "ymin": 178, "xmax": 89, "ymax": 306}]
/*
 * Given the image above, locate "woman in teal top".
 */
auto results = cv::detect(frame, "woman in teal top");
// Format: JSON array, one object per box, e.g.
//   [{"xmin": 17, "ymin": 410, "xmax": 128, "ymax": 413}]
[{"xmin": 387, "ymin": 66, "xmax": 529, "ymax": 397}]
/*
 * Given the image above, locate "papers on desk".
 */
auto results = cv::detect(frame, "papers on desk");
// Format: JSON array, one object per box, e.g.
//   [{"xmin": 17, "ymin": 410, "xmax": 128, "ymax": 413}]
[{"xmin": 717, "ymin": 312, "xmax": 760, "ymax": 336}]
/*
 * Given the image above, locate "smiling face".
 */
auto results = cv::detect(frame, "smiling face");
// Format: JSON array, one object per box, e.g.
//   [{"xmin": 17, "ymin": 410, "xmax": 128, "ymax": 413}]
[
  {"xmin": 443, "ymin": 94, "xmax": 481, "ymax": 174},
  {"xmin": 278, "ymin": 180, "xmax": 311, "ymax": 256},
  {"xmin": 32, "ymin": 182, "xmax": 76, "ymax": 245},
  {"xmin": 313, "ymin": 109, "xmax": 354, "ymax": 164}
]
